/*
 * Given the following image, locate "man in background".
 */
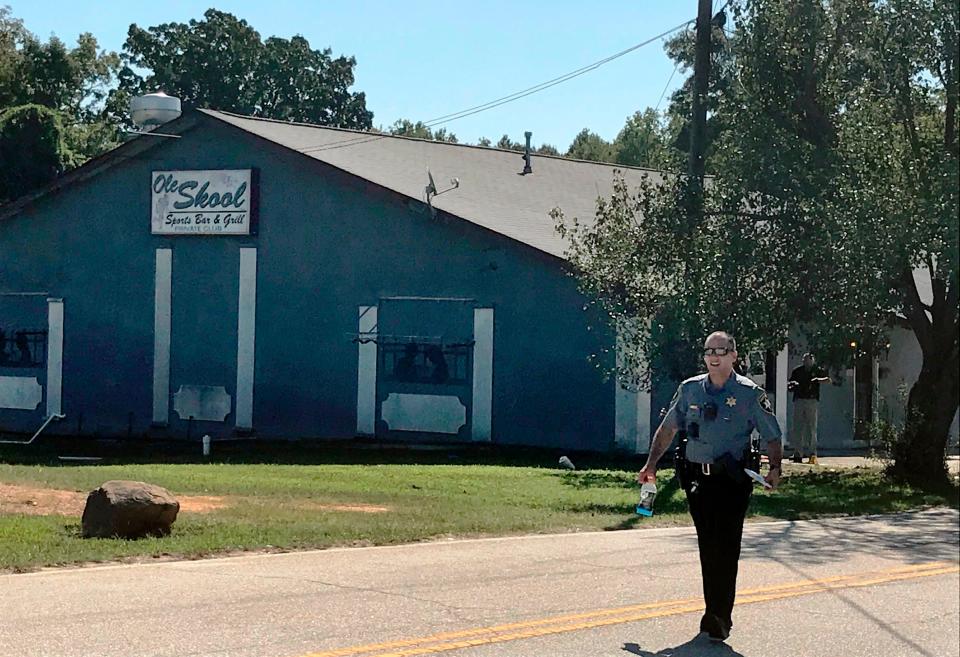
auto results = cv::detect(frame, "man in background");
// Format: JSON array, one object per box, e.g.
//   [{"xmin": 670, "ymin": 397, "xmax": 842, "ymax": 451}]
[{"xmin": 788, "ymin": 353, "xmax": 831, "ymax": 464}]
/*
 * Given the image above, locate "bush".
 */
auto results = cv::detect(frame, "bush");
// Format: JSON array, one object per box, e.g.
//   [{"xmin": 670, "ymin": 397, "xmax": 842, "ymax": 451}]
[{"xmin": 0, "ymin": 104, "xmax": 71, "ymax": 203}]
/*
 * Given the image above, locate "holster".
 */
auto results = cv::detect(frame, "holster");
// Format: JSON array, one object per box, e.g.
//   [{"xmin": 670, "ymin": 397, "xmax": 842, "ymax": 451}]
[
  {"xmin": 673, "ymin": 430, "xmax": 690, "ymax": 492},
  {"xmin": 716, "ymin": 451, "xmax": 751, "ymax": 486},
  {"xmin": 746, "ymin": 439, "xmax": 761, "ymax": 473}
]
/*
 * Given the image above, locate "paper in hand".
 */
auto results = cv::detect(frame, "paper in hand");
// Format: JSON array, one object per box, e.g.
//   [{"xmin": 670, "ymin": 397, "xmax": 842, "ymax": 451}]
[{"xmin": 744, "ymin": 468, "xmax": 773, "ymax": 489}]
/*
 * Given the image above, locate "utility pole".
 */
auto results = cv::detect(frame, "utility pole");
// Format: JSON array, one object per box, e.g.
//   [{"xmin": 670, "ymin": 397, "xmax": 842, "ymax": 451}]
[
  {"xmin": 682, "ymin": 0, "xmax": 714, "ymax": 347},
  {"xmin": 689, "ymin": 0, "xmax": 713, "ymax": 189}
]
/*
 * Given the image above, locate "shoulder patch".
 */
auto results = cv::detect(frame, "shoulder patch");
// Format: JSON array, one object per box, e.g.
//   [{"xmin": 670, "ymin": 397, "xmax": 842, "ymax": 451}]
[
  {"xmin": 669, "ymin": 387, "xmax": 681, "ymax": 406},
  {"xmin": 758, "ymin": 391, "xmax": 775, "ymax": 415}
]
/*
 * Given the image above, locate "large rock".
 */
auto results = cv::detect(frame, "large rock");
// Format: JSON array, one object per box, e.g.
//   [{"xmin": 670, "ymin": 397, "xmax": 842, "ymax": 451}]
[{"xmin": 81, "ymin": 480, "xmax": 180, "ymax": 539}]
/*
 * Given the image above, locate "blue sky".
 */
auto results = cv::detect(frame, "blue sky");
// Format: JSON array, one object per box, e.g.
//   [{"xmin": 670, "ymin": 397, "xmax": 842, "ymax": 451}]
[{"xmin": 8, "ymin": 1, "xmax": 696, "ymax": 150}]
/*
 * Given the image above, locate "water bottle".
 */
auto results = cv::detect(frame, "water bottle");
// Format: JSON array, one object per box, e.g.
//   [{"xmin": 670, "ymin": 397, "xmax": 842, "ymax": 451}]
[{"xmin": 636, "ymin": 481, "xmax": 657, "ymax": 517}]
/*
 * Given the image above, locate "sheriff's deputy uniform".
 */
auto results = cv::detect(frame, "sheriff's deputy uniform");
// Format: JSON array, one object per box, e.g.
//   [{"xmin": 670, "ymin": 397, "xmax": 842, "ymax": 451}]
[{"xmin": 664, "ymin": 371, "xmax": 782, "ymax": 636}]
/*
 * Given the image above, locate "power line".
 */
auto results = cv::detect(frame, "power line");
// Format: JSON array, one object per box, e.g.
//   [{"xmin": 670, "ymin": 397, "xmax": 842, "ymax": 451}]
[
  {"xmin": 419, "ymin": 19, "xmax": 693, "ymax": 128},
  {"xmin": 655, "ymin": 62, "xmax": 681, "ymax": 113},
  {"xmin": 299, "ymin": 19, "xmax": 693, "ymax": 155}
]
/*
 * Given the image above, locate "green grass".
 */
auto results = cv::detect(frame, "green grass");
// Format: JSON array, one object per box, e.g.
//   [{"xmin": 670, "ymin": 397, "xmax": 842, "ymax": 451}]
[{"xmin": 1, "ymin": 452, "xmax": 956, "ymax": 573}]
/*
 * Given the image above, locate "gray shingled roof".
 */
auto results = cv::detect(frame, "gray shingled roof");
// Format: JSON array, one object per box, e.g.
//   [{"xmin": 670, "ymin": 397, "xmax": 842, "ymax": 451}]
[{"xmin": 202, "ymin": 110, "xmax": 665, "ymax": 260}]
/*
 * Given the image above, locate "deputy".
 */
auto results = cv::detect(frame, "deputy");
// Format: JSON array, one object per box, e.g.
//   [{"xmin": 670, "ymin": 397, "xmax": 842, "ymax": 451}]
[{"xmin": 637, "ymin": 330, "xmax": 783, "ymax": 643}]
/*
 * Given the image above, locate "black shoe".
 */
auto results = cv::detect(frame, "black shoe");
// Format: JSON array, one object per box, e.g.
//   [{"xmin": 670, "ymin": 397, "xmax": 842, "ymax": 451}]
[
  {"xmin": 700, "ymin": 612, "xmax": 731, "ymax": 643},
  {"xmin": 791, "ymin": 453, "xmax": 802, "ymax": 463}
]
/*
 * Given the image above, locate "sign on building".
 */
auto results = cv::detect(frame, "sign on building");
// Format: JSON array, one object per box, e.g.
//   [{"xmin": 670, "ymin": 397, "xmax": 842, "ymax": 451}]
[{"xmin": 151, "ymin": 169, "xmax": 257, "ymax": 235}]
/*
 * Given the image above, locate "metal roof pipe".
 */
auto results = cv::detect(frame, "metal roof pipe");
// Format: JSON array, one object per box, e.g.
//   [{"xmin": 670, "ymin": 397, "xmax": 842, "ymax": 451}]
[{"xmin": 522, "ymin": 131, "xmax": 533, "ymax": 175}]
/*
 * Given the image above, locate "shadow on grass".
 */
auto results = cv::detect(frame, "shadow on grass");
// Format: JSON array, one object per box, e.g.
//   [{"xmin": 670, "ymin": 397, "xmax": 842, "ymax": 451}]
[
  {"xmin": 560, "ymin": 467, "xmax": 958, "ymax": 535},
  {"xmin": 557, "ymin": 470, "xmax": 638, "ymax": 491},
  {"xmin": 562, "ymin": 473, "xmax": 686, "ymax": 531},
  {"xmin": 749, "ymin": 469, "xmax": 960, "ymax": 520}
]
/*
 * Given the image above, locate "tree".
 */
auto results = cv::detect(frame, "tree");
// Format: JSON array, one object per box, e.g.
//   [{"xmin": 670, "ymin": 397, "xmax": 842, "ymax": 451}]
[
  {"xmin": 112, "ymin": 9, "xmax": 372, "ymax": 130},
  {"xmin": 613, "ymin": 109, "xmax": 670, "ymax": 169},
  {"xmin": 0, "ymin": 104, "xmax": 71, "ymax": 202},
  {"xmin": 387, "ymin": 119, "xmax": 458, "ymax": 143},
  {"xmin": 484, "ymin": 134, "xmax": 559, "ymax": 154},
  {"xmin": 565, "ymin": 128, "xmax": 616, "ymax": 163},
  {"xmin": 0, "ymin": 6, "xmax": 121, "ymax": 200},
  {"xmin": 660, "ymin": 13, "xmax": 737, "ymax": 173},
  {"xmin": 555, "ymin": 0, "xmax": 958, "ymax": 488}
]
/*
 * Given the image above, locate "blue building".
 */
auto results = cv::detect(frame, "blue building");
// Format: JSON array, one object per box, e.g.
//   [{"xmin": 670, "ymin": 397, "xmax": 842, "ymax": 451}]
[{"xmin": 0, "ymin": 110, "xmax": 666, "ymax": 451}]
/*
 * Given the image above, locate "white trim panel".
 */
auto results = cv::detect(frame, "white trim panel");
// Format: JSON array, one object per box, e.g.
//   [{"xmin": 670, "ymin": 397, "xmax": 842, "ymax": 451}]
[
  {"xmin": 45, "ymin": 298, "xmax": 64, "ymax": 417},
  {"xmin": 776, "ymin": 344, "xmax": 789, "ymax": 445},
  {"xmin": 235, "ymin": 247, "xmax": 257, "ymax": 429},
  {"xmin": 173, "ymin": 385, "xmax": 232, "ymax": 422},
  {"xmin": 0, "ymin": 376, "xmax": 43, "ymax": 410},
  {"xmin": 356, "ymin": 305, "xmax": 378, "ymax": 435},
  {"xmin": 637, "ymin": 384, "xmax": 651, "ymax": 453},
  {"xmin": 153, "ymin": 249, "xmax": 172, "ymax": 424},
  {"xmin": 471, "ymin": 308, "xmax": 494, "ymax": 442},
  {"xmin": 381, "ymin": 393, "xmax": 466, "ymax": 434},
  {"xmin": 614, "ymin": 336, "xmax": 651, "ymax": 453},
  {"xmin": 615, "ymin": 383, "xmax": 638, "ymax": 452}
]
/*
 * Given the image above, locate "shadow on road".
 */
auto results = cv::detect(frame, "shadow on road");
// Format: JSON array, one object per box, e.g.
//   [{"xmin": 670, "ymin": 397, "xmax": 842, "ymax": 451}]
[
  {"xmin": 740, "ymin": 509, "xmax": 957, "ymax": 657},
  {"xmin": 623, "ymin": 636, "xmax": 747, "ymax": 656},
  {"xmin": 741, "ymin": 508, "xmax": 959, "ymax": 565}
]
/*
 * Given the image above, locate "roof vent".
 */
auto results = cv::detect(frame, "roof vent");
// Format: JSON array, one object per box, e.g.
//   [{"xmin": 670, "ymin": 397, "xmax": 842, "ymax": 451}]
[
  {"xmin": 521, "ymin": 131, "xmax": 533, "ymax": 175},
  {"xmin": 130, "ymin": 92, "xmax": 182, "ymax": 131}
]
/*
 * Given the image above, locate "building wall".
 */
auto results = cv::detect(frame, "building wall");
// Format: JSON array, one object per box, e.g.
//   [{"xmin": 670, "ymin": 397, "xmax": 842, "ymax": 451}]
[{"xmin": 0, "ymin": 118, "xmax": 614, "ymax": 449}]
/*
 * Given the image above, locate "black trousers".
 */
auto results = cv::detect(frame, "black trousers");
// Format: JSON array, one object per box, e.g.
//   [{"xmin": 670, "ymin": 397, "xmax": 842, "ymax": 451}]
[{"xmin": 686, "ymin": 471, "xmax": 753, "ymax": 627}]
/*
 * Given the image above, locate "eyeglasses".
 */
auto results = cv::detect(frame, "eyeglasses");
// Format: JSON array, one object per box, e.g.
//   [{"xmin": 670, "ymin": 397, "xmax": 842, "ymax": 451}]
[{"xmin": 703, "ymin": 347, "xmax": 732, "ymax": 357}]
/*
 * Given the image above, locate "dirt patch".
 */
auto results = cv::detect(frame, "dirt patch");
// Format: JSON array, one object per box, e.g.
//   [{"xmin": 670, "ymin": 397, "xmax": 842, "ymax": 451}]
[
  {"xmin": 0, "ymin": 483, "xmax": 227, "ymax": 517},
  {"xmin": 0, "ymin": 483, "xmax": 389, "ymax": 517}
]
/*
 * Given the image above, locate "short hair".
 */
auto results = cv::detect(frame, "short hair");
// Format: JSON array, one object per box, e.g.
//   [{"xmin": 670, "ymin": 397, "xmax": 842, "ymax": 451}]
[{"xmin": 705, "ymin": 331, "xmax": 737, "ymax": 351}]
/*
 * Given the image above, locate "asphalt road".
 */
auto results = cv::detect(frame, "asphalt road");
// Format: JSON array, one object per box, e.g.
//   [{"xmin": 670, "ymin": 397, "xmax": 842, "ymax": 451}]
[{"xmin": 2, "ymin": 509, "xmax": 957, "ymax": 657}]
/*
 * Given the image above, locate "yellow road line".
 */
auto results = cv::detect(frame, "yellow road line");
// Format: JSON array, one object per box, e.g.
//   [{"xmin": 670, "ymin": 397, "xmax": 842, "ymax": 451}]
[{"xmin": 296, "ymin": 561, "xmax": 958, "ymax": 657}]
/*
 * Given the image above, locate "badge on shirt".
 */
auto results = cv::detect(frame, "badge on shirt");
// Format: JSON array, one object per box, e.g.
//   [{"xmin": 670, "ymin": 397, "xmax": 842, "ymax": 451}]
[{"xmin": 725, "ymin": 396, "xmax": 737, "ymax": 407}]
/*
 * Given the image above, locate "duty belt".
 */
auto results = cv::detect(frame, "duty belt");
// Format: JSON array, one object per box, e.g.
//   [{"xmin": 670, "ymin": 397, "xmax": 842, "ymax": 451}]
[{"xmin": 688, "ymin": 459, "xmax": 734, "ymax": 476}]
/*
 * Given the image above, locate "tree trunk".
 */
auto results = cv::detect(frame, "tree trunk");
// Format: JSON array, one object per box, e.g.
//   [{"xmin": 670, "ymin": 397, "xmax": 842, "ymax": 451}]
[{"xmin": 891, "ymin": 350, "xmax": 959, "ymax": 489}]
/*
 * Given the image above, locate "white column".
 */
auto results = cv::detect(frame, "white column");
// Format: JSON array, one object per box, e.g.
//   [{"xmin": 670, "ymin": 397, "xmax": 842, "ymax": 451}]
[
  {"xmin": 471, "ymin": 308, "xmax": 494, "ymax": 442},
  {"xmin": 615, "ymin": 383, "xmax": 638, "ymax": 452},
  {"xmin": 45, "ymin": 298, "xmax": 64, "ymax": 417},
  {"xmin": 776, "ymin": 344, "xmax": 789, "ymax": 445},
  {"xmin": 356, "ymin": 305, "xmax": 378, "ymax": 436},
  {"xmin": 614, "ymin": 337, "xmax": 651, "ymax": 453},
  {"xmin": 235, "ymin": 248, "xmax": 257, "ymax": 430},
  {"xmin": 637, "ymin": 382, "xmax": 651, "ymax": 452},
  {"xmin": 153, "ymin": 249, "xmax": 172, "ymax": 424}
]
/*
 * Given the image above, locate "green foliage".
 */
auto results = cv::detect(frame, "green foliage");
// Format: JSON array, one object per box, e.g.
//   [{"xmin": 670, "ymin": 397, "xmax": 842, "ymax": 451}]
[
  {"xmin": 565, "ymin": 127, "xmax": 616, "ymax": 162},
  {"xmin": 0, "ymin": 7, "xmax": 119, "ymax": 122},
  {"xmin": 555, "ymin": 172, "xmax": 796, "ymax": 387},
  {"xmin": 0, "ymin": 104, "xmax": 71, "ymax": 203},
  {"xmin": 112, "ymin": 9, "xmax": 372, "ymax": 129},
  {"xmin": 660, "ymin": 16, "xmax": 736, "ymax": 172},
  {"xmin": 613, "ymin": 109, "xmax": 671, "ymax": 169},
  {"xmin": 479, "ymin": 134, "xmax": 559, "ymax": 155},
  {"xmin": 0, "ymin": 6, "xmax": 121, "ymax": 198},
  {"xmin": 387, "ymin": 118, "xmax": 458, "ymax": 143}
]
